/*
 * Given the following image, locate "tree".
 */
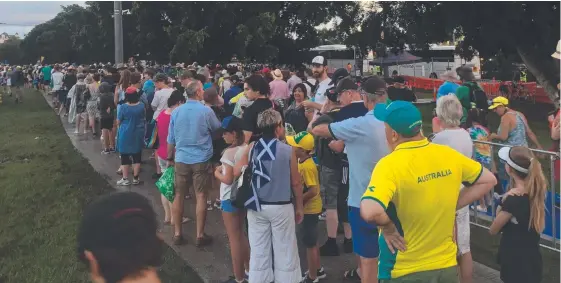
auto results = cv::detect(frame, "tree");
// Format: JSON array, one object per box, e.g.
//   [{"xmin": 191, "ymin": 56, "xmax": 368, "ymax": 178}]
[
  {"xmin": 375, "ymin": 2, "xmax": 560, "ymax": 104},
  {"xmin": 16, "ymin": 2, "xmax": 361, "ymax": 66},
  {"xmin": 0, "ymin": 37, "xmax": 24, "ymax": 65}
]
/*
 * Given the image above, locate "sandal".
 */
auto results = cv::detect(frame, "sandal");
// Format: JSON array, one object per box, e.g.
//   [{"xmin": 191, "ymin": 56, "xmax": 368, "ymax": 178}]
[
  {"xmin": 344, "ymin": 268, "xmax": 361, "ymax": 281},
  {"xmin": 196, "ymin": 233, "xmax": 213, "ymax": 247}
]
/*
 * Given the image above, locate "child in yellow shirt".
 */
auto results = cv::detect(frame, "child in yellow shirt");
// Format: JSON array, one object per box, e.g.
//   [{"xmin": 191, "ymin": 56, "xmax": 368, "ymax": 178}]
[{"xmin": 286, "ymin": 131, "xmax": 325, "ymax": 283}]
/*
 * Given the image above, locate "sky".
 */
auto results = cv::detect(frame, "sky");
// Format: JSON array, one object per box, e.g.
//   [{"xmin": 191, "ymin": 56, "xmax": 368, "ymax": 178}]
[{"xmin": 0, "ymin": 1, "xmax": 85, "ymax": 36}]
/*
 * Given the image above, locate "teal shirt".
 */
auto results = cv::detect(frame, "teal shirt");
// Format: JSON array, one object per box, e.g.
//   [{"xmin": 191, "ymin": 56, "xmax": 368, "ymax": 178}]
[{"xmin": 41, "ymin": 66, "xmax": 52, "ymax": 81}]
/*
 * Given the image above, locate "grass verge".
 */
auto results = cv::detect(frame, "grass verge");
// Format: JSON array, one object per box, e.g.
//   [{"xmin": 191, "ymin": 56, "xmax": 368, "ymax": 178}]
[{"xmin": 0, "ymin": 89, "xmax": 202, "ymax": 283}]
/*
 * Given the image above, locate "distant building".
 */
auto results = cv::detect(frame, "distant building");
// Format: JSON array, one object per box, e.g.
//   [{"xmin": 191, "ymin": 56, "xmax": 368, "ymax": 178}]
[
  {"xmin": 0, "ymin": 32, "xmax": 20, "ymax": 44},
  {"xmin": 0, "ymin": 32, "xmax": 9, "ymax": 44}
]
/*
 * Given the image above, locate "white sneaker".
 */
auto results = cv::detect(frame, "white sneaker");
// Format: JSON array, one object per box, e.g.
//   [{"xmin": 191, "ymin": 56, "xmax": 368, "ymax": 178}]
[{"xmin": 117, "ymin": 178, "xmax": 131, "ymax": 186}]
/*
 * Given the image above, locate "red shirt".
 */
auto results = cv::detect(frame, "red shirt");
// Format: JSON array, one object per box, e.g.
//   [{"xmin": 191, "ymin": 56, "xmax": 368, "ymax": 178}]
[{"xmin": 157, "ymin": 110, "xmax": 171, "ymax": 159}]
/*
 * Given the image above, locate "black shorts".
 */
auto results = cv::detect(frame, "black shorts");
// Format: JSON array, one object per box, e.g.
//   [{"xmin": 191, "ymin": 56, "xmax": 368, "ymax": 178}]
[
  {"xmin": 299, "ymin": 214, "xmax": 320, "ymax": 248},
  {"xmin": 337, "ymin": 163, "xmax": 350, "ymax": 223},
  {"xmin": 100, "ymin": 117, "xmax": 114, "ymax": 130},
  {"xmin": 42, "ymin": 79, "xmax": 50, "ymax": 85},
  {"xmin": 121, "ymin": 152, "xmax": 142, "ymax": 165},
  {"xmin": 57, "ymin": 90, "xmax": 67, "ymax": 103}
]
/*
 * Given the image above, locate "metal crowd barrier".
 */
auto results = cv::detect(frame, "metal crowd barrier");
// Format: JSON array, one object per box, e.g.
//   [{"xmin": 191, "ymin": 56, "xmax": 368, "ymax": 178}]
[{"xmin": 470, "ymin": 140, "xmax": 560, "ymax": 251}]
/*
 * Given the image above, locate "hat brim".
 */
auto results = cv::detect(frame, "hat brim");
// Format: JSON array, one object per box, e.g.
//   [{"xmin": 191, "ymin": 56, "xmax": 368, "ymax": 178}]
[
  {"xmin": 488, "ymin": 103, "xmax": 503, "ymax": 110},
  {"xmin": 373, "ymin": 103, "xmax": 389, "ymax": 122},
  {"xmin": 286, "ymin": 135, "xmax": 300, "ymax": 148},
  {"xmin": 552, "ymin": 51, "xmax": 560, "ymax": 59},
  {"xmin": 498, "ymin": 147, "xmax": 510, "ymax": 163}
]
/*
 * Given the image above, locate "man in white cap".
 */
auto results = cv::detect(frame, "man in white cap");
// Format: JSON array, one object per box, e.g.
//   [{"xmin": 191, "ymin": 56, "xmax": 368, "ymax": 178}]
[{"xmin": 302, "ymin": 56, "xmax": 332, "ymax": 112}]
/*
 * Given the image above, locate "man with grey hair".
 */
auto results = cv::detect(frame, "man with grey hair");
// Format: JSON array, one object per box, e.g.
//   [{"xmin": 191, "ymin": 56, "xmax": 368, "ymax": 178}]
[
  {"xmin": 311, "ymin": 76, "xmax": 390, "ymax": 282},
  {"xmin": 167, "ymin": 79, "xmax": 221, "ymax": 246},
  {"xmin": 431, "ymin": 94, "xmax": 474, "ymax": 283}
]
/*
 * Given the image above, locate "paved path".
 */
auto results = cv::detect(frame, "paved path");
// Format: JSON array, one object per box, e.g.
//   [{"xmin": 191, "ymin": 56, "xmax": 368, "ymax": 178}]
[{"xmin": 45, "ymin": 96, "xmax": 501, "ymax": 283}]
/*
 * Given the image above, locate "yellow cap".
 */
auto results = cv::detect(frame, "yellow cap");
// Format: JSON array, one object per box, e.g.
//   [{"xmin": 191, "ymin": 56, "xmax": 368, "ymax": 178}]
[
  {"xmin": 286, "ymin": 131, "xmax": 315, "ymax": 151},
  {"xmin": 488, "ymin": 96, "xmax": 509, "ymax": 110}
]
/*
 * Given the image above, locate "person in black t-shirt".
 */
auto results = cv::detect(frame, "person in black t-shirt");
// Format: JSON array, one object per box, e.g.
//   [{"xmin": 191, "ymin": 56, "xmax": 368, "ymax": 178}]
[
  {"xmin": 242, "ymin": 74, "xmax": 281, "ymax": 143},
  {"xmin": 490, "ymin": 146, "xmax": 546, "ymax": 283},
  {"xmin": 387, "ymin": 76, "xmax": 417, "ymax": 102}
]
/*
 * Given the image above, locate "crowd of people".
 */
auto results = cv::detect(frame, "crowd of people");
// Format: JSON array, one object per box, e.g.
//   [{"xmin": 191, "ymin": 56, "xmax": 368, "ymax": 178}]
[{"xmin": 2, "ymin": 50, "xmax": 558, "ymax": 283}]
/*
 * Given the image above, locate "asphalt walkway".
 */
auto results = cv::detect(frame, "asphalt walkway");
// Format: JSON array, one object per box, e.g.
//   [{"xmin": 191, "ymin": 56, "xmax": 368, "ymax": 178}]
[{"xmin": 44, "ymin": 94, "xmax": 502, "ymax": 283}]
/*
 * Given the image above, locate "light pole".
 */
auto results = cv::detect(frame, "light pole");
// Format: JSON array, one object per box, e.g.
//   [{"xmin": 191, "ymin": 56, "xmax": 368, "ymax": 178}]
[{"xmin": 114, "ymin": 1, "xmax": 124, "ymax": 64}]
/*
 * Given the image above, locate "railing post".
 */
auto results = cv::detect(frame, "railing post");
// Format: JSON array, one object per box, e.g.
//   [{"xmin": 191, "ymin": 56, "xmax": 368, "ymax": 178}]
[
  {"xmin": 550, "ymin": 155, "xmax": 557, "ymax": 248},
  {"xmin": 469, "ymin": 139, "xmax": 559, "ymax": 251}
]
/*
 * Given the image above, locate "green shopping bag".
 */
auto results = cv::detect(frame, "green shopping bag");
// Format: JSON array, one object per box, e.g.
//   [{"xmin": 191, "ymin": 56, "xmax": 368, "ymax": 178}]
[{"xmin": 156, "ymin": 167, "xmax": 175, "ymax": 202}]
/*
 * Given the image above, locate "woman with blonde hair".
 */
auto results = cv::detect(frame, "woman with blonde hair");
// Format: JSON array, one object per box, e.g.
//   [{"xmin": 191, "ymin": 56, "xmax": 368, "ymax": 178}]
[{"xmin": 490, "ymin": 146, "xmax": 546, "ymax": 283}]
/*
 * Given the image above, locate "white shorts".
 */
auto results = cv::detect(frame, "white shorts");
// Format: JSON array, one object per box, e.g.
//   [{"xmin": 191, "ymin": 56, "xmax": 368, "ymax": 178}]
[{"xmin": 456, "ymin": 206, "xmax": 471, "ymax": 255}]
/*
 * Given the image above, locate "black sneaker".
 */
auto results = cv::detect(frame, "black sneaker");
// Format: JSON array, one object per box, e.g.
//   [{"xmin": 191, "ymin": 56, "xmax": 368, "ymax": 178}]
[
  {"xmin": 303, "ymin": 267, "xmax": 326, "ymax": 281},
  {"xmin": 319, "ymin": 240, "xmax": 339, "ymax": 256},
  {"xmin": 343, "ymin": 238, "xmax": 353, "ymax": 254},
  {"xmin": 300, "ymin": 275, "xmax": 318, "ymax": 283},
  {"xmin": 109, "ymin": 148, "xmax": 116, "ymax": 153},
  {"xmin": 152, "ymin": 172, "xmax": 162, "ymax": 179},
  {"xmin": 101, "ymin": 149, "xmax": 111, "ymax": 155}
]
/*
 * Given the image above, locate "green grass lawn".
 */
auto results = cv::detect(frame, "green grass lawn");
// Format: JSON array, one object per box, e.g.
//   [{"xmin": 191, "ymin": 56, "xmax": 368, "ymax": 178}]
[{"xmin": 0, "ymin": 89, "xmax": 202, "ymax": 283}]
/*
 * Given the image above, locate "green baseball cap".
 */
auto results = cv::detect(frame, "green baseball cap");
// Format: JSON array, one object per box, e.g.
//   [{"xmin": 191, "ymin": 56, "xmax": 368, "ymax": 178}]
[{"xmin": 374, "ymin": 101, "xmax": 422, "ymax": 137}]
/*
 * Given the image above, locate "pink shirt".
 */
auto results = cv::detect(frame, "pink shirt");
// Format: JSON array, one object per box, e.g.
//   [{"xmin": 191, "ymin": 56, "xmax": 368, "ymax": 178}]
[
  {"xmin": 157, "ymin": 110, "xmax": 171, "ymax": 159},
  {"xmin": 269, "ymin": 79, "xmax": 290, "ymax": 101}
]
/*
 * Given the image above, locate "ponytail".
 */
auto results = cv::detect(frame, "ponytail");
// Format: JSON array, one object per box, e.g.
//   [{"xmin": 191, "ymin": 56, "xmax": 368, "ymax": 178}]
[{"xmin": 525, "ymin": 156, "xmax": 547, "ymax": 233}]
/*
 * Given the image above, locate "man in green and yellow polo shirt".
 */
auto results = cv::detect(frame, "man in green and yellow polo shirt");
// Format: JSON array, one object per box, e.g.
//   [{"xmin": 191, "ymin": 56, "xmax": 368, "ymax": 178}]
[{"xmin": 360, "ymin": 101, "xmax": 497, "ymax": 282}]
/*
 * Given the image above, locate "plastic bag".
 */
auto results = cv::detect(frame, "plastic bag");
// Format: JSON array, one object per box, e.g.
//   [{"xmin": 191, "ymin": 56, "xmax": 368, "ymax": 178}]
[{"xmin": 156, "ymin": 167, "xmax": 175, "ymax": 202}]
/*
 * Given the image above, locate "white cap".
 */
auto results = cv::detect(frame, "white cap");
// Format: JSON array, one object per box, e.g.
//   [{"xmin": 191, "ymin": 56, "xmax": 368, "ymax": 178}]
[
  {"xmin": 312, "ymin": 56, "xmax": 327, "ymax": 65},
  {"xmin": 498, "ymin": 147, "xmax": 529, "ymax": 174}
]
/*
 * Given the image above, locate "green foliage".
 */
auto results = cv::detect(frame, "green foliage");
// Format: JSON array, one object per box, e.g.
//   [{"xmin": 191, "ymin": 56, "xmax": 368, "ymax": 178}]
[
  {"xmin": 16, "ymin": 1, "xmax": 361, "ymax": 65},
  {"xmin": 372, "ymin": 1, "xmax": 560, "ymax": 102},
  {"xmin": 0, "ymin": 36, "xmax": 24, "ymax": 65}
]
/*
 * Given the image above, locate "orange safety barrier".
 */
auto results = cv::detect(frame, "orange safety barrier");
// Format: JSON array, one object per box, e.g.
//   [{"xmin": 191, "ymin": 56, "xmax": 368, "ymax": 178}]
[{"xmin": 401, "ymin": 76, "xmax": 553, "ymax": 104}]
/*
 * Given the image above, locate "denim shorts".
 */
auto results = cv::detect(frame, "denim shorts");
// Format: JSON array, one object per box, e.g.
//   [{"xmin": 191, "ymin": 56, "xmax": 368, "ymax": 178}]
[{"xmin": 221, "ymin": 199, "xmax": 238, "ymax": 213}]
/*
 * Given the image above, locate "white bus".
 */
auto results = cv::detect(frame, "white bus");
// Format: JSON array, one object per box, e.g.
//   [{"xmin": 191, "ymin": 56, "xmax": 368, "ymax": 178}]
[
  {"xmin": 309, "ymin": 45, "xmax": 367, "ymax": 75},
  {"xmin": 387, "ymin": 44, "xmax": 482, "ymax": 79}
]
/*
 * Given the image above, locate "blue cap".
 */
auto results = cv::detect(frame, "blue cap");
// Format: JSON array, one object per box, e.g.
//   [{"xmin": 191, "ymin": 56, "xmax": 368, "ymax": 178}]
[
  {"xmin": 374, "ymin": 101, "xmax": 422, "ymax": 137},
  {"xmin": 221, "ymin": 116, "xmax": 242, "ymax": 132}
]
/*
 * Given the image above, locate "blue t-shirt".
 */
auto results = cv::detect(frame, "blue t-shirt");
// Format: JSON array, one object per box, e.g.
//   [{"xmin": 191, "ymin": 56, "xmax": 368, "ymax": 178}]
[
  {"xmin": 117, "ymin": 103, "xmax": 146, "ymax": 154},
  {"xmin": 142, "ymin": 79, "xmax": 156, "ymax": 103},
  {"xmin": 437, "ymin": 81, "xmax": 459, "ymax": 99},
  {"xmin": 167, "ymin": 100, "xmax": 221, "ymax": 164},
  {"xmin": 224, "ymin": 85, "xmax": 242, "ymax": 105},
  {"xmin": 328, "ymin": 110, "xmax": 390, "ymax": 208}
]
